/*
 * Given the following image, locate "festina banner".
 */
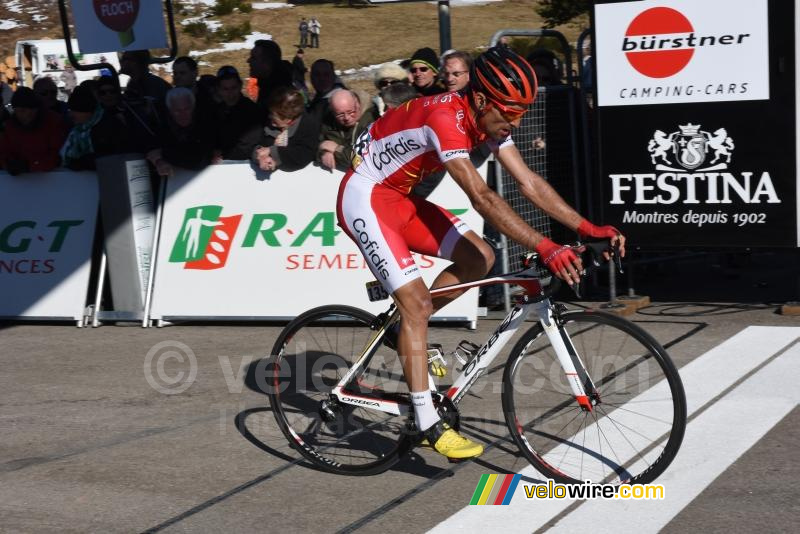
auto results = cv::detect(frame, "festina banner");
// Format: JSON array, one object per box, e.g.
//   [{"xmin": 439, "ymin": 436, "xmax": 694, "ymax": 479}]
[
  {"xmin": 0, "ymin": 171, "xmax": 99, "ymax": 320},
  {"xmin": 595, "ymin": 0, "xmax": 770, "ymax": 107},
  {"xmin": 149, "ymin": 163, "xmax": 485, "ymax": 322},
  {"xmin": 72, "ymin": 1, "xmax": 167, "ymax": 53},
  {"xmin": 593, "ymin": 0, "xmax": 798, "ymax": 247}
]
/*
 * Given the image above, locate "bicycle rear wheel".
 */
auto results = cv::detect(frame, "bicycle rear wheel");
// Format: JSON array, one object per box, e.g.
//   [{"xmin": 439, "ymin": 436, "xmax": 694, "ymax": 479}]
[
  {"xmin": 502, "ymin": 310, "xmax": 686, "ymax": 485},
  {"xmin": 268, "ymin": 305, "xmax": 411, "ymax": 475}
]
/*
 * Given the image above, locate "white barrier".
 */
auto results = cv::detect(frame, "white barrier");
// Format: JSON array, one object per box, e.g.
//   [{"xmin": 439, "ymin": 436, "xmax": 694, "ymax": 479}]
[
  {"xmin": 0, "ymin": 170, "xmax": 99, "ymax": 322},
  {"xmin": 149, "ymin": 163, "xmax": 485, "ymax": 322}
]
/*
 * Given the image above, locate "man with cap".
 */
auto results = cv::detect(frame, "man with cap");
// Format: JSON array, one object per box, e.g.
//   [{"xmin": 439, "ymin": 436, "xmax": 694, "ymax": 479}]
[
  {"xmin": 0, "ymin": 87, "xmax": 67, "ymax": 175},
  {"xmin": 408, "ymin": 47, "xmax": 446, "ymax": 96}
]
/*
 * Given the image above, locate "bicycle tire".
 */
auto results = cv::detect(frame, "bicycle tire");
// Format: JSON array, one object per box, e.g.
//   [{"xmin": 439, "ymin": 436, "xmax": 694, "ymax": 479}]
[
  {"xmin": 268, "ymin": 305, "xmax": 412, "ymax": 475},
  {"xmin": 502, "ymin": 310, "xmax": 686, "ymax": 485}
]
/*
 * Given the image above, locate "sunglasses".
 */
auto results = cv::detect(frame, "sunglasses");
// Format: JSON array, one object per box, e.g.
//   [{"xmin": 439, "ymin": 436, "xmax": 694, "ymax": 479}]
[
  {"xmin": 488, "ymin": 99, "xmax": 527, "ymax": 122},
  {"xmin": 99, "ymin": 88, "xmax": 119, "ymax": 96},
  {"xmin": 377, "ymin": 79, "xmax": 402, "ymax": 89},
  {"xmin": 37, "ymin": 90, "xmax": 58, "ymax": 96},
  {"xmin": 410, "ymin": 66, "xmax": 429, "ymax": 74}
]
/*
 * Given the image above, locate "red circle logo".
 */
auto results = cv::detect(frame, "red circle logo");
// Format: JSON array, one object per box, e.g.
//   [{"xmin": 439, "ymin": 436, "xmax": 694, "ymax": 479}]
[{"xmin": 625, "ymin": 7, "xmax": 694, "ymax": 78}]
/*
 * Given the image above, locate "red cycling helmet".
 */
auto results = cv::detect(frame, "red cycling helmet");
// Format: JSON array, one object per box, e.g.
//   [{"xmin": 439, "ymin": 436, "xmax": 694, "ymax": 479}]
[{"xmin": 470, "ymin": 46, "xmax": 538, "ymax": 108}]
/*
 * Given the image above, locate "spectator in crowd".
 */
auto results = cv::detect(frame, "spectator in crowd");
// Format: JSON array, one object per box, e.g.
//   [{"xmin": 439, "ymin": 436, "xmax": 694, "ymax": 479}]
[
  {"xmin": 0, "ymin": 87, "xmax": 67, "ymax": 175},
  {"xmin": 526, "ymin": 48, "xmax": 563, "ymax": 86},
  {"xmin": 372, "ymin": 62, "xmax": 410, "ymax": 115},
  {"xmin": 307, "ymin": 58, "xmax": 344, "ymax": 123},
  {"xmin": 248, "ymin": 39, "xmax": 293, "ymax": 120},
  {"xmin": 309, "ymin": 17, "xmax": 321, "ymax": 48},
  {"xmin": 60, "ymin": 64, "xmax": 77, "ymax": 95},
  {"xmin": 92, "ymin": 75, "xmax": 157, "ymax": 156},
  {"xmin": 408, "ymin": 47, "xmax": 446, "ymax": 96},
  {"xmin": 380, "ymin": 82, "xmax": 418, "ymax": 111},
  {"xmin": 120, "ymin": 50, "xmax": 172, "ymax": 105},
  {"xmin": 34, "ymin": 76, "xmax": 69, "ymax": 125},
  {"xmin": 172, "ymin": 56, "xmax": 216, "ymax": 115},
  {"xmin": 292, "ymin": 48, "xmax": 308, "ymax": 93},
  {"xmin": 146, "ymin": 87, "xmax": 216, "ymax": 175},
  {"xmin": 247, "ymin": 86, "xmax": 320, "ymax": 173},
  {"xmin": 0, "ymin": 76, "xmax": 12, "ymax": 130},
  {"xmin": 441, "ymin": 50, "xmax": 473, "ymax": 92},
  {"xmin": 213, "ymin": 66, "xmax": 261, "ymax": 160},
  {"xmin": 318, "ymin": 88, "xmax": 378, "ymax": 172},
  {"xmin": 1, "ymin": 76, "xmax": 13, "ymax": 111},
  {"xmin": 61, "ymin": 86, "xmax": 102, "ymax": 171},
  {"xmin": 299, "ymin": 17, "xmax": 309, "ymax": 48}
]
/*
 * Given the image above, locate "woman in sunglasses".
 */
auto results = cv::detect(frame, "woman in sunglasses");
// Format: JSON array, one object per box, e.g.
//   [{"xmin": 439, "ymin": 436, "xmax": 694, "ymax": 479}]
[
  {"xmin": 408, "ymin": 47, "xmax": 447, "ymax": 96},
  {"xmin": 336, "ymin": 46, "xmax": 625, "ymax": 461}
]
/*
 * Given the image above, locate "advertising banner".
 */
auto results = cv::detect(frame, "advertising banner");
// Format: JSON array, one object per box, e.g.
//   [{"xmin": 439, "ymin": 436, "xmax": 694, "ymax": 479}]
[
  {"xmin": 594, "ymin": 0, "xmax": 797, "ymax": 247},
  {"xmin": 150, "ymin": 164, "xmax": 485, "ymax": 321},
  {"xmin": 72, "ymin": 1, "xmax": 167, "ymax": 53},
  {"xmin": 0, "ymin": 171, "xmax": 99, "ymax": 320},
  {"xmin": 595, "ymin": 0, "xmax": 769, "ymax": 107}
]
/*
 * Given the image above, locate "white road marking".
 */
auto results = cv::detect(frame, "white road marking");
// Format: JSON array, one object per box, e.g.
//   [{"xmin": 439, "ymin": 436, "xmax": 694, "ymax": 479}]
[{"xmin": 429, "ymin": 326, "xmax": 800, "ymax": 533}]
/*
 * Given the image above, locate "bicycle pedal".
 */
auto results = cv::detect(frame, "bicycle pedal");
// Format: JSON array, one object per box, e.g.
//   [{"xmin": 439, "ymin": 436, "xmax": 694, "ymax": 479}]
[{"xmin": 427, "ymin": 345, "xmax": 448, "ymax": 377}]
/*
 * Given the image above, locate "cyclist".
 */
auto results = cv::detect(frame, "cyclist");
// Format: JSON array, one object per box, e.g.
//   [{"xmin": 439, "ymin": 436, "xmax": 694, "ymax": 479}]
[{"xmin": 336, "ymin": 47, "xmax": 625, "ymax": 460}]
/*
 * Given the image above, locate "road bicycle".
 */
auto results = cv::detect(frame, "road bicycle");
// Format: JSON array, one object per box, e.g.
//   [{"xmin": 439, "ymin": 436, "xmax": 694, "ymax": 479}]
[{"xmin": 267, "ymin": 241, "xmax": 687, "ymax": 485}]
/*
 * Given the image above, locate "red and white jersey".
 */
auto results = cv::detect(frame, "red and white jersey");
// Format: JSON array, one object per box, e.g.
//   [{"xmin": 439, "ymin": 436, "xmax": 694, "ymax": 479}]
[{"xmin": 350, "ymin": 91, "xmax": 513, "ymax": 194}]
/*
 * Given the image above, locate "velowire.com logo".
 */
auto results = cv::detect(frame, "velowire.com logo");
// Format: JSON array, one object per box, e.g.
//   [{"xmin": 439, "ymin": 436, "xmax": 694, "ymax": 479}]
[{"xmin": 169, "ymin": 205, "xmax": 242, "ymax": 270}]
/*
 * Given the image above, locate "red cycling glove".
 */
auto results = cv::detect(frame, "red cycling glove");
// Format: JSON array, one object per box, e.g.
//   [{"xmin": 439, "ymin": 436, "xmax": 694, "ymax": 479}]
[
  {"xmin": 578, "ymin": 220, "xmax": 620, "ymax": 240},
  {"xmin": 535, "ymin": 238, "xmax": 578, "ymax": 276}
]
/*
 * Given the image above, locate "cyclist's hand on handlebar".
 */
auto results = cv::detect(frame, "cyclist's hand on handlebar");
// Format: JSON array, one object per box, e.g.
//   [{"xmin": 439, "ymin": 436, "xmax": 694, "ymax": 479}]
[
  {"xmin": 577, "ymin": 220, "xmax": 626, "ymax": 259},
  {"xmin": 535, "ymin": 238, "xmax": 584, "ymax": 286}
]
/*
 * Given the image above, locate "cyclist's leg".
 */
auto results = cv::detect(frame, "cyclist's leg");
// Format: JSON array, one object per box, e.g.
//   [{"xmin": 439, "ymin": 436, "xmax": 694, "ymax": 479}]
[
  {"xmin": 338, "ymin": 178, "xmax": 483, "ymax": 458},
  {"xmin": 404, "ymin": 197, "xmax": 494, "ymax": 311}
]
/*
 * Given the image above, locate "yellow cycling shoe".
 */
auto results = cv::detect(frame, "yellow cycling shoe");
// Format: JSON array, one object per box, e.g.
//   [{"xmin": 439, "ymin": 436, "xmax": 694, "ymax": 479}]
[{"xmin": 422, "ymin": 421, "xmax": 484, "ymax": 460}]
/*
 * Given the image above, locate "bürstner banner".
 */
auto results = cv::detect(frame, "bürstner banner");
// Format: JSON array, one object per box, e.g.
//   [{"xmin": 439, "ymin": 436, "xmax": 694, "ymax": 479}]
[
  {"xmin": 149, "ymin": 163, "xmax": 484, "ymax": 322},
  {"xmin": 593, "ymin": 0, "xmax": 798, "ymax": 247},
  {"xmin": 0, "ymin": 171, "xmax": 99, "ymax": 320},
  {"xmin": 595, "ymin": 0, "xmax": 769, "ymax": 106}
]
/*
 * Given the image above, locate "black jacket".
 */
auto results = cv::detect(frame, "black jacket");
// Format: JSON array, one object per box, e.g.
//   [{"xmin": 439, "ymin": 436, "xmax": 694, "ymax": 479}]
[
  {"xmin": 240, "ymin": 112, "xmax": 320, "ymax": 172},
  {"xmin": 215, "ymin": 97, "xmax": 262, "ymax": 160}
]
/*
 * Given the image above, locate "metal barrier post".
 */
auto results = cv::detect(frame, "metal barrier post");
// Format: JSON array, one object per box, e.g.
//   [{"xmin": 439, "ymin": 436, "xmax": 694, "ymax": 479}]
[
  {"xmin": 437, "ymin": 2, "xmax": 452, "ymax": 52},
  {"xmin": 142, "ymin": 177, "xmax": 168, "ymax": 328}
]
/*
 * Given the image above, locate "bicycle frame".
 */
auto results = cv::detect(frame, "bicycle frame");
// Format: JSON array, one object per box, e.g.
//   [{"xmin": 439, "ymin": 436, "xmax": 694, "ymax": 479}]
[{"xmin": 329, "ymin": 267, "xmax": 599, "ymax": 417}]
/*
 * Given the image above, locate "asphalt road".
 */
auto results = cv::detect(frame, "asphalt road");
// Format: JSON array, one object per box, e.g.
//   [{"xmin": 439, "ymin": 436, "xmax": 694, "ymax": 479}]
[{"xmin": 1, "ymin": 303, "xmax": 798, "ymax": 533}]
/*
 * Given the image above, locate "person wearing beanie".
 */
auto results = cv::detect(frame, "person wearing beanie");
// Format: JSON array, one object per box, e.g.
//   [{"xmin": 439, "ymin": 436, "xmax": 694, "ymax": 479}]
[
  {"xmin": 373, "ymin": 62, "xmax": 412, "ymax": 116},
  {"xmin": 0, "ymin": 87, "xmax": 67, "ymax": 175},
  {"xmin": 61, "ymin": 86, "xmax": 103, "ymax": 170},
  {"xmin": 409, "ymin": 47, "xmax": 446, "ymax": 96}
]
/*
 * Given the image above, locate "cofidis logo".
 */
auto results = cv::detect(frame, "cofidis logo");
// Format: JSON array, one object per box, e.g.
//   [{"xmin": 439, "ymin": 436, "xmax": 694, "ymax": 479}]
[{"xmin": 595, "ymin": 0, "xmax": 769, "ymax": 106}]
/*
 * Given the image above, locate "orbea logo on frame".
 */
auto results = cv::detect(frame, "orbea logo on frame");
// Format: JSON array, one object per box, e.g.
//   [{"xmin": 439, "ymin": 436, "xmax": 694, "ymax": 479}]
[
  {"xmin": 595, "ymin": 0, "xmax": 769, "ymax": 106},
  {"xmin": 169, "ymin": 206, "xmax": 242, "ymax": 270}
]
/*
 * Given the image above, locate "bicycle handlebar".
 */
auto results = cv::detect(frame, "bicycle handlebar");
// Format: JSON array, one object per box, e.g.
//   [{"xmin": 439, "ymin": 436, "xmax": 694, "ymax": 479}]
[{"xmin": 521, "ymin": 238, "xmax": 623, "ymax": 300}]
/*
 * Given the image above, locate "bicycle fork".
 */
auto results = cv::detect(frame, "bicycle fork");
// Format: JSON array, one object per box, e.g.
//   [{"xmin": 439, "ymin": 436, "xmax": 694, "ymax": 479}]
[{"xmin": 530, "ymin": 300, "xmax": 600, "ymax": 411}]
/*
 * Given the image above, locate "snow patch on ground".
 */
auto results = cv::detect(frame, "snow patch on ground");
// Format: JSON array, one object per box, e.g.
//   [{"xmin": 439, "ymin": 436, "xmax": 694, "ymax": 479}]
[
  {"xmin": 181, "ymin": 16, "xmax": 223, "ymax": 32},
  {"xmin": 0, "ymin": 20, "xmax": 24, "ymax": 30},
  {"xmin": 252, "ymin": 2, "xmax": 293, "ymax": 9},
  {"xmin": 189, "ymin": 32, "xmax": 273, "ymax": 57}
]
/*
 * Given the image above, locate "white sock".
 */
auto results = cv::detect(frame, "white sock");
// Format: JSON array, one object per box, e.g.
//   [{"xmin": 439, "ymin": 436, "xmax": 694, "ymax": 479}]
[{"xmin": 411, "ymin": 390, "xmax": 440, "ymax": 432}]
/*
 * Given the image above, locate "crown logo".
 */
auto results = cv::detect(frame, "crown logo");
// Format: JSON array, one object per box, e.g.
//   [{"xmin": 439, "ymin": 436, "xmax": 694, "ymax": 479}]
[{"xmin": 678, "ymin": 123, "xmax": 701, "ymax": 135}]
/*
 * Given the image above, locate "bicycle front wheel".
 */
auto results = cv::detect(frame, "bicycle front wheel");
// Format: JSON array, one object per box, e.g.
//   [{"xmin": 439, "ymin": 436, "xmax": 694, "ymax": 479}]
[
  {"xmin": 502, "ymin": 310, "xmax": 686, "ymax": 485},
  {"xmin": 268, "ymin": 305, "xmax": 410, "ymax": 475}
]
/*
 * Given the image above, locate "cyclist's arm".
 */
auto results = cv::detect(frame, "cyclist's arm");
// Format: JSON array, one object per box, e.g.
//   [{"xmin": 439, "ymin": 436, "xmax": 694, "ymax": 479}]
[
  {"xmin": 495, "ymin": 143, "xmax": 583, "ymax": 230},
  {"xmin": 496, "ymin": 143, "xmax": 626, "ymax": 255},
  {"xmin": 443, "ymin": 157, "xmax": 544, "ymax": 251}
]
